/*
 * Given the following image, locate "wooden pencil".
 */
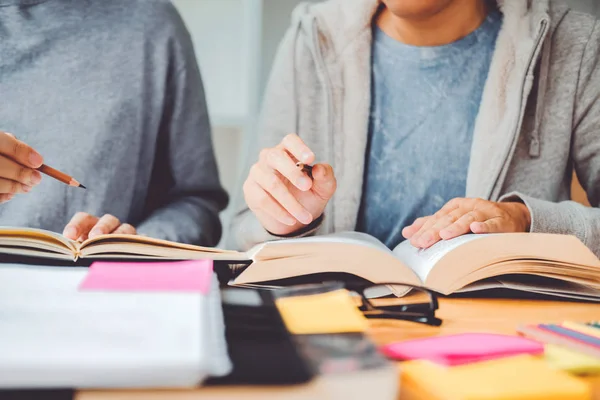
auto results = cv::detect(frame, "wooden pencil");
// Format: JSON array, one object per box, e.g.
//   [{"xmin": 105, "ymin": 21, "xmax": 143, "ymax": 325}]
[
  {"xmin": 37, "ymin": 164, "xmax": 86, "ymax": 189},
  {"xmin": 295, "ymin": 162, "xmax": 313, "ymax": 179}
]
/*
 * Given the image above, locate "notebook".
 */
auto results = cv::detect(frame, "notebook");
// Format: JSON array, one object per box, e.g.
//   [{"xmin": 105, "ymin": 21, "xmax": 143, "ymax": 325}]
[
  {"xmin": 0, "ymin": 263, "xmax": 231, "ymax": 389},
  {"xmin": 2, "ymin": 227, "xmax": 600, "ymax": 300},
  {"xmin": 401, "ymin": 355, "xmax": 591, "ymax": 400}
]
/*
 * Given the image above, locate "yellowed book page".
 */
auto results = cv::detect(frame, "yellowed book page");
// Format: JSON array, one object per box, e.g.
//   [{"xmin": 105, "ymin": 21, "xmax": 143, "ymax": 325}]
[
  {"xmin": 78, "ymin": 234, "xmax": 244, "ymax": 260},
  {"xmin": 0, "ymin": 226, "xmax": 76, "ymax": 256},
  {"xmin": 425, "ymin": 233, "xmax": 600, "ymax": 294},
  {"xmin": 235, "ymin": 232, "xmax": 421, "ymax": 287}
]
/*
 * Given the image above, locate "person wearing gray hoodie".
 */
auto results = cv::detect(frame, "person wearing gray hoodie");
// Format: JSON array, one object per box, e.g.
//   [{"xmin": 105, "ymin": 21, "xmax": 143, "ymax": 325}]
[{"xmin": 231, "ymin": 0, "xmax": 600, "ymax": 258}]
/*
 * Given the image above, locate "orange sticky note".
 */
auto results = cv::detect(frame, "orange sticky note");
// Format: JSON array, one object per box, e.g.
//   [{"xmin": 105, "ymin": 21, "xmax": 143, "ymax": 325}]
[
  {"xmin": 402, "ymin": 355, "xmax": 591, "ymax": 400},
  {"xmin": 276, "ymin": 289, "xmax": 368, "ymax": 334}
]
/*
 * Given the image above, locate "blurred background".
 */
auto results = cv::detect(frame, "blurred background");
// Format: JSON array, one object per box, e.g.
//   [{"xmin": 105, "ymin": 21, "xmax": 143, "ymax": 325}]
[{"xmin": 171, "ymin": 0, "xmax": 600, "ymax": 245}]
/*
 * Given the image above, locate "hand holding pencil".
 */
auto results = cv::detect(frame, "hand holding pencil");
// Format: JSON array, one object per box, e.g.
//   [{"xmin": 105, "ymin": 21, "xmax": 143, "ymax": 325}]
[
  {"xmin": 243, "ymin": 133, "xmax": 337, "ymax": 236},
  {"xmin": 0, "ymin": 131, "xmax": 85, "ymax": 203}
]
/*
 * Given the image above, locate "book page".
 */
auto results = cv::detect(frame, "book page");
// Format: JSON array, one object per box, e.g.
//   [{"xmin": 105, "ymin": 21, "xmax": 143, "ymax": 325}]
[
  {"xmin": 0, "ymin": 226, "xmax": 76, "ymax": 254},
  {"xmin": 392, "ymin": 234, "xmax": 485, "ymax": 282},
  {"xmin": 249, "ymin": 231, "xmax": 392, "ymax": 259},
  {"xmin": 79, "ymin": 234, "xmax": 245, "ymax": 260}
]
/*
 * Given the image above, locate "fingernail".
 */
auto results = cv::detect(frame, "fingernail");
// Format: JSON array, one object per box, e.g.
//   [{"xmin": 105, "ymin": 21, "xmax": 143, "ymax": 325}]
[
  {"xmin": 301, "ymin": 152, "xmax": 313, "ymax": 162},
  {"xmin": 30, "ymin": 171, "xmax": 42, "ymax": 185},
  {"xmin": 297, "ymin": 176, "xmax": 311, "ymax": 190},
  {"xmin": 22, "ymin": 185, "xmax": 32, "ymax": 193},
  {"xmin": 282, "ymin": 216, "xmax": 296, "ymax": 226},
  {"xmin": 89, "ymin": 228, "xmax": 102, "ymax": 237},
  {"xmin": 63, "ymin": 226, "xmax": 78, "ymax": 239},
  {"xmin": 299, "ymin": 211, "xmax": 313, "ymax": 225},
  {"xmin": 28, "ymin": 151, "xmax": 43, "ymax": 167}
]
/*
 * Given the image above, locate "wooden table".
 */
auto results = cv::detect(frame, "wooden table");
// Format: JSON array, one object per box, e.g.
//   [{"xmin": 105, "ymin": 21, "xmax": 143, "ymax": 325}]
[{"xmin": 78, "ymin": 297, "xmax": 600, "ymax": 400}]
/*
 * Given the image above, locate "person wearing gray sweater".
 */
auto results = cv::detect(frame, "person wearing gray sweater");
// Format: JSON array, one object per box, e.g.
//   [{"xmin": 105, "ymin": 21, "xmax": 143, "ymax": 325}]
[
  {"xmin": 230, "ymin": 0, "xmax": 600, "ymax": 257},
  {"xmin": 0, "ymin": 0, "xmax": 227, "ymax": 245}
]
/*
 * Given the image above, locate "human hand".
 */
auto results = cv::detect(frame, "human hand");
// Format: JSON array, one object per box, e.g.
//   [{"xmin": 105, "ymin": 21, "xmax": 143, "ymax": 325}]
[
  {"xmin": 63, "ymin": 212, "xmax": 136, "ymax": 241},
  {"xmin": 402, "ymin": 198, "xmax": 531, "ymax": 248},
  {"xmin": 0, "ymin": 131, "xmax": 44, "ymax": 203},
  {"xmin": 243, "ymin": 134, "xmax": 337, "ymax": 235}
]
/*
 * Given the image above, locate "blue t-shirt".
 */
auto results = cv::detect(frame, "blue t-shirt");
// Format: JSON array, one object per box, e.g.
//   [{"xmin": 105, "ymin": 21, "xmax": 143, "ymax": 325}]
[{"xmin": 356, "ymin": 9, "xmax": 502, "ymax": 249}]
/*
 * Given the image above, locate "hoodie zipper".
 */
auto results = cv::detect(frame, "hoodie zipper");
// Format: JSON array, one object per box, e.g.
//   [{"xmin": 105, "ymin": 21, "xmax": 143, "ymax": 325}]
[
  {"xmin": 310, "ymin": 21, "xmax": 335, "ymax": 233},
  {"xmin": 493, "ymin": 19, "xmax": 549, "ymax": 198}
]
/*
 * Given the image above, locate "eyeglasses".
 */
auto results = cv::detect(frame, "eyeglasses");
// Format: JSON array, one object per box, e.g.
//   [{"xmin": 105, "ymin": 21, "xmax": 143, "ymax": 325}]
[{"xmin": 274, "ymin": 281, "xmax": 442, "ymax": 327}]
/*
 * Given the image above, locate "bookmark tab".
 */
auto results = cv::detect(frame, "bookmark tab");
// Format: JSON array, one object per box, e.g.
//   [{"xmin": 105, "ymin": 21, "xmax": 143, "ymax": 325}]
[
  {"xmin": 80, "ymin": 260, "xmax": 213, "ymax": 294},
  {"xmin": 276, "ymin": 289, "xmax": 368, "ymax": 334}
]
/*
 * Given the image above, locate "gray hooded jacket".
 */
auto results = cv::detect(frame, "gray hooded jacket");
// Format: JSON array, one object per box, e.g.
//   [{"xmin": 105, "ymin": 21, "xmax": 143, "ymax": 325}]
[{"xmin": 230, "ymin": 0, "xmax": 600, "ymax": 256}]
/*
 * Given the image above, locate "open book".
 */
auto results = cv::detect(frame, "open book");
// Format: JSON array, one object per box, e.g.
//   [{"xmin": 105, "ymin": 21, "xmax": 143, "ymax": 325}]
[{"xmin": 1, "ymin": 227, "xmax": 599, "ymax": 300}]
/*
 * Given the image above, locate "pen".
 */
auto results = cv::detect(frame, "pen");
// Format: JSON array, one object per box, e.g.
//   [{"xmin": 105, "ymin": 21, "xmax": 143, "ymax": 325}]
[
  {"xmin": 37, "ymin": 164, "xmax": 86, "ymax": 189},
  {"xmin": 295, "ymin": 162, "xmax": 313, "ymax": 179}
]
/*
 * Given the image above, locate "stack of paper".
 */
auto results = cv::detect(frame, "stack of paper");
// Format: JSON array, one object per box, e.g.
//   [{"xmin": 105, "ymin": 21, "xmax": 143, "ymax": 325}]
[{"xmin": 0, "ymin": 262, "xmax": 231, "ymax": 389}]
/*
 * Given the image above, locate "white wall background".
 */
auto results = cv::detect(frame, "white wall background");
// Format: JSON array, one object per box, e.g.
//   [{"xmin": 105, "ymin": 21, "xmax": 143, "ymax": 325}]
[{"xmin": 172, "ymin": 0, "xmax": 599, "ymax": 246}]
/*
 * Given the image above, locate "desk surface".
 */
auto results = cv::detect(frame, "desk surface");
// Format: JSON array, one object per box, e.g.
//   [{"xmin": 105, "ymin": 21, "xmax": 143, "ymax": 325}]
[{"xmin": 77, "ymin": 297, "xmax": 600, "ymax": 400}]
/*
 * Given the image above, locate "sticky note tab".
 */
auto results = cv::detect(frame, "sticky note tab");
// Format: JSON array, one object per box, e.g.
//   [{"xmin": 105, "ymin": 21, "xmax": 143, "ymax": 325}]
[
  {"xmin": 80, "ymin": 260, "xmax": 213, "ymax": 294},
  {"xmin": 402, "ymin": 355, "xmax": 591, "ymax": 400},
  {"xmin": 562, "ymin": 322, "xmax": 600, "ymax": 339},
  {"xmin": 381, "ymin": 333, "xmax": 544, "ymax": 366},
  {"xmin": 275, "ymin": 289, "xmax": 368, "ymax": 334},
  {"xmin": 544, "ymin": 344, "xmax": 600, "ymax": 375}
]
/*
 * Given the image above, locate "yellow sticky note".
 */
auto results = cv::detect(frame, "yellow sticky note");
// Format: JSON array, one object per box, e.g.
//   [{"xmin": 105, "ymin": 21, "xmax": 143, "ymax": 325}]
[
  {"xmin": 401, "ymin": 355, "xmax": 591, "ymax": 400},
  {"xmin": 276, "ymin": 289, "xmax": 368, "ymax": 334},
  {"xmin": 544, "ymin": 344, "xmax": 600, "ymax": 375}
]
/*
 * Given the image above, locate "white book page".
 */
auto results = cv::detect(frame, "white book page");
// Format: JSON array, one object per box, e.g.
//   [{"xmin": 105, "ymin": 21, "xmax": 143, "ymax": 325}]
[
  {"xmin": 248, "ymin": 231, "xmax": 392, "ymax": 259},
  {"xmin": 392, "ymin": 234, "xmax": 485, "ymax": 282},
  {"xmin": 0, "ymin": 264, "xmax": 216, "ymax": 389}
]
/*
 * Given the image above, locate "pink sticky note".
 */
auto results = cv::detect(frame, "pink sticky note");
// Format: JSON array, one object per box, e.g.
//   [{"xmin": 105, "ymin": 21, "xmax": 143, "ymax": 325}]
[
  {"xmin": 380, "ymin": 333, "xmax": 543, "ymax": 366},
  {"xmin": 79, "ymin": 260, "xmax": 214, "ymax": 294}
]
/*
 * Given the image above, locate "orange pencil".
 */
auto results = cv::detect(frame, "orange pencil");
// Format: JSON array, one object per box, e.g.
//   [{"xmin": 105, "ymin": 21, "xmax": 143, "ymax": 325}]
[{"xmin": 37, "ymin": 164, "xmax": 86, "ymax": 189}]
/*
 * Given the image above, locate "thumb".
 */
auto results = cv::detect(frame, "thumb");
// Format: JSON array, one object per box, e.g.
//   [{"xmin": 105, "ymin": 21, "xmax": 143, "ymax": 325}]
[{"xmin": 310, "ymin": 163, "xmax": 336, "ymax": 201}]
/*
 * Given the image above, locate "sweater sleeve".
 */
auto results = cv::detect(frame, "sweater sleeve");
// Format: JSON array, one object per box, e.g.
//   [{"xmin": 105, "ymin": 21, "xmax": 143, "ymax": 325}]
[
  {"xmin": 136, "ymin": 7, "xmax": 228, "ymax": 246},
  {"xmin": 500, "ymin": 20, "xmax": 600, "ymax": 257}
]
